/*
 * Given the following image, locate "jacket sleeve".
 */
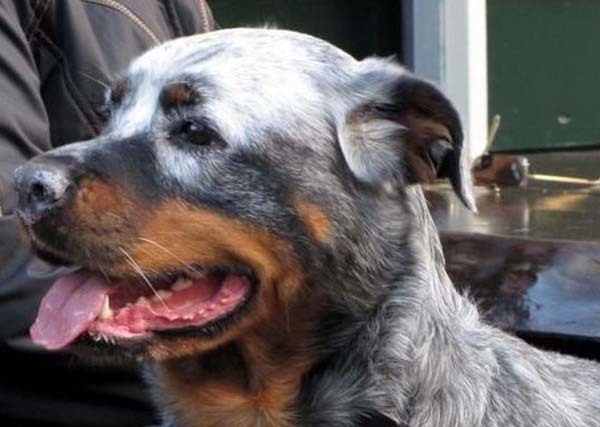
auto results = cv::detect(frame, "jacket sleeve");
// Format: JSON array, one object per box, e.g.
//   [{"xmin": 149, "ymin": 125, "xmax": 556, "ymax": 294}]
[{"xmin": 0, "ymin": 1, "xmax": 52, "ymax": 214}]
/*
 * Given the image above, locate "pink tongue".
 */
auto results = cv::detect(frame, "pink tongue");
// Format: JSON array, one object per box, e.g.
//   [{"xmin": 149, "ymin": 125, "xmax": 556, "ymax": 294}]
[{"xmin": 30, "ymin": 273, "xmax": 111, "ymax": 350}]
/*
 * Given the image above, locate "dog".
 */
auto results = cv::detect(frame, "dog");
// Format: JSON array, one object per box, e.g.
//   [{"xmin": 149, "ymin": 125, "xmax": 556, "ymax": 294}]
[{"xmin": 13, "ymin": 29, "xmax": 600, "ymax": 427}]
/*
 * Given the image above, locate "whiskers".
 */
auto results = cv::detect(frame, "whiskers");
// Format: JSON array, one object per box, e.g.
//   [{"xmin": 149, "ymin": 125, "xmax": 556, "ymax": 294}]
[
  {"xmin": 138, "ymin": 237, "xmax": 203, "ymax": 277},
  {"xmin": 118, "ymin": 246, "xmax": 170, "ymax": 311}
]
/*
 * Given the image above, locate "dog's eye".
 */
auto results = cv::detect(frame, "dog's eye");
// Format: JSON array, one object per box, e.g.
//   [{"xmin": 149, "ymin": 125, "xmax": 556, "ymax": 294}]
[{"xmin": 178, "ymin": 121, "xmax": 212, "ymax": 146}]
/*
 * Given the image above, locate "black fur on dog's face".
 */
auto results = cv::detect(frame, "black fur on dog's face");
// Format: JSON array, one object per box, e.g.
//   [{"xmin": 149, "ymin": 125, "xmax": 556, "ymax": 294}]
[{"xmin": 14, "ymin": 29, "xmax": 474, "ymax": 361}]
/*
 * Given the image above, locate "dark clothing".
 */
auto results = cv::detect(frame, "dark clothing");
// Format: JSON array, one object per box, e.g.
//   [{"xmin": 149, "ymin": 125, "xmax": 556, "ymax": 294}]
[{"xmin": 0, "ymin": 1, "xmax": 216, "ymax": 425}]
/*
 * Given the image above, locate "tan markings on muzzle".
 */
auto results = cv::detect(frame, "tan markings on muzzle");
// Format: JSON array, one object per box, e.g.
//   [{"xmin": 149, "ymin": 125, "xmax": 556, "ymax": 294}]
[
  {"xmin": 120, "ymin": 205, "xmax": 321, "ymax": 425},
  {"xmin": 121, "ymin": 200, "xmax": 303, "ymax": 292},
  {"xmin": 70, "ymin": 178, "xmax": 145, "ymax": 245},
  {"xmin": 76, "ymin": 179, "xmax": 129, "ymax": 213}
]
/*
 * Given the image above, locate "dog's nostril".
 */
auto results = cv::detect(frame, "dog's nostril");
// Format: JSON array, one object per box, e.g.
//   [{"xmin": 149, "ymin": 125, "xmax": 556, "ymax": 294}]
[{"xmin": 30, "ymin": 181, "xmax": 50, "ymax": 204}]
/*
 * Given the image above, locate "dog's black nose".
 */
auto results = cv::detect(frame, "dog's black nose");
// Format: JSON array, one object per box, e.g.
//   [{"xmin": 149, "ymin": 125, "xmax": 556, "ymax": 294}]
[{"xmin": 14, "ymin": 162, "xmax": 72, "ymax": 225}]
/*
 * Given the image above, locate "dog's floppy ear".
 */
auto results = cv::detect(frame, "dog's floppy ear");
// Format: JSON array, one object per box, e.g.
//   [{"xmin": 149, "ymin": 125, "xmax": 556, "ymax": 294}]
[{"xmin": 339, "ymin": 60, "xmax": 476, "ymax": 211}]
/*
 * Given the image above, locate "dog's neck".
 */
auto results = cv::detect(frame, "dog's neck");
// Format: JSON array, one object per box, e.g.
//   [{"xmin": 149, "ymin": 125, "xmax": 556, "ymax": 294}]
[{"xmin": 299, "ymin": 187, "xmax": 490, "ymax": 426}]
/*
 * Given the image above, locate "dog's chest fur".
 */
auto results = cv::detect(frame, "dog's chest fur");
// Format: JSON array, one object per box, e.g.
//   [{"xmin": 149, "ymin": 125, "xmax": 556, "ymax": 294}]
[{"xmin": 154, "ymin": 347, "xmax": 306, "ymax": 427}]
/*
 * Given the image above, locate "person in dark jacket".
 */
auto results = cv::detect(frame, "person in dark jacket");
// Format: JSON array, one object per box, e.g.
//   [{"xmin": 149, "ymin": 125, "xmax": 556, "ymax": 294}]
[{"xmin": 0, "ymin": 1, "xmax": 216, "ymax": 425}]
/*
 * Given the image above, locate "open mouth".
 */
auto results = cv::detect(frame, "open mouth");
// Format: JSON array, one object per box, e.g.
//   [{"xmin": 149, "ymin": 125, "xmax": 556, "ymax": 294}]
[{"xmin": 30, "ymin": 266, "xmax": 255, "ymax": 350}]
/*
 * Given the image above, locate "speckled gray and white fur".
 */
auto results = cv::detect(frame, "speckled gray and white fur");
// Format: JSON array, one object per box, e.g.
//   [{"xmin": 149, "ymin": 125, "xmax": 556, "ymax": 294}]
[{"xmin": 110, "ymin": 29, "xmax": 600, "ymax": 426}]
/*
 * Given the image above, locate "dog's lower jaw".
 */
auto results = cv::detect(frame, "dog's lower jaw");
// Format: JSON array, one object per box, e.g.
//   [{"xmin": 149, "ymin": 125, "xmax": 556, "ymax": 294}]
[{"xmin": 148, "ymin": 293, "xmax": 319, "ymax": 427}]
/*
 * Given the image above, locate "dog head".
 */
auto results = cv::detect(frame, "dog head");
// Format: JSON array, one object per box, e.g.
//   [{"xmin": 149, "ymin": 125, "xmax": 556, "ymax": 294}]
[{"xmin": 14, "ymin": 29, "xmax": 474, "ymax": 360}]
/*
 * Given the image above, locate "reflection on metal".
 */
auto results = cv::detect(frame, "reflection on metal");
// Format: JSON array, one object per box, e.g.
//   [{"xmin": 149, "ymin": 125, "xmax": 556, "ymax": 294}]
[
  {"xmin": 529, "ymin": 174, "xmax": 600, "ymax": 186},
  {"xmin": 427, "ymin": 181, "xmax": 600, "ymax": 241},
  {"xmin": 427, "ymin": 181, "xmax": 600, "ymax": 342},
  {"xmin": 442, "ymin": 234, "xmax": 600, "ymax": 340}
]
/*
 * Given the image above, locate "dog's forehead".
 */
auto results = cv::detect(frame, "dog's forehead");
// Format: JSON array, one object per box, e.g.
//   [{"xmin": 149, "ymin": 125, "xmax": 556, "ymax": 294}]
[
  {"xmin": 113, "ymin": 29, "xmax": 359, "ymax": 142},
  {"xmin": 132, "ymin": 28, "xmax": 356, "ymax": 85}
]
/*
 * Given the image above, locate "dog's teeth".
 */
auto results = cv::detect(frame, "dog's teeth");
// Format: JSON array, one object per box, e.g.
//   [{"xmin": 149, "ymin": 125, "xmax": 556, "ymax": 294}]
[
  {"xmin": 99, "ymin": 296, "xmax": 113, "ymax": 320},
  {"xmin": 136, "ymin": 296, "xmax": 149, "ymax": 306},
  {"xmin": 153, "ymin": 290, "xmax": 172, "ymax": 301},
  {"xmin": 219, "ymin": 298, "xmax": 229, "ymax": 304},
  {"xmin": 158, "ymin": 290, "xmax": 173, "ymax": 298},
  {"xmin": 172, "ymin": 278, "xmax": 193, "ymax": 291},
  {"xmin": 206, "ymin": 304, "xmax": 216, "ymax": 312}
]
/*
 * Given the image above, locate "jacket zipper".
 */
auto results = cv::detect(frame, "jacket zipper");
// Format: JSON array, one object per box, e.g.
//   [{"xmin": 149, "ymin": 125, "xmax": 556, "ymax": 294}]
[
  {"xmin": 81, "ymin": 0, "xmax": 161, "ymax": 45},
  {"xmin": 196, "ymin": 0, "xmax": 210, "ymax": 33}
]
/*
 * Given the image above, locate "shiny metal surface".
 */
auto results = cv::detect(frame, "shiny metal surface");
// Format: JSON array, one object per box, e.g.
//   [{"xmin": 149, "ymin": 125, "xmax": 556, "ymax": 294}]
[
  {"xmin": 426, "ymin": 181, "xmax": 600, "ymax": 241},
  {"xmin": 426, "ymin": 181, "xmax": 600, "ymax": 341},
  {"xmin": 441, "ymin": 233, "xmax": 600, "ymax": 339}
]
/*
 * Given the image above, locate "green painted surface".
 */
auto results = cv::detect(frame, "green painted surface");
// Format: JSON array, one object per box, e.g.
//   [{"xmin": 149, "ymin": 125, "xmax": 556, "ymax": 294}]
[
  {"xmin": 488, "ymin": 0, "xmax": 600, "ymax": 152},
  {"xmin": 209, "ymin": 0, "xmax": 403, "ymax": 60}
]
